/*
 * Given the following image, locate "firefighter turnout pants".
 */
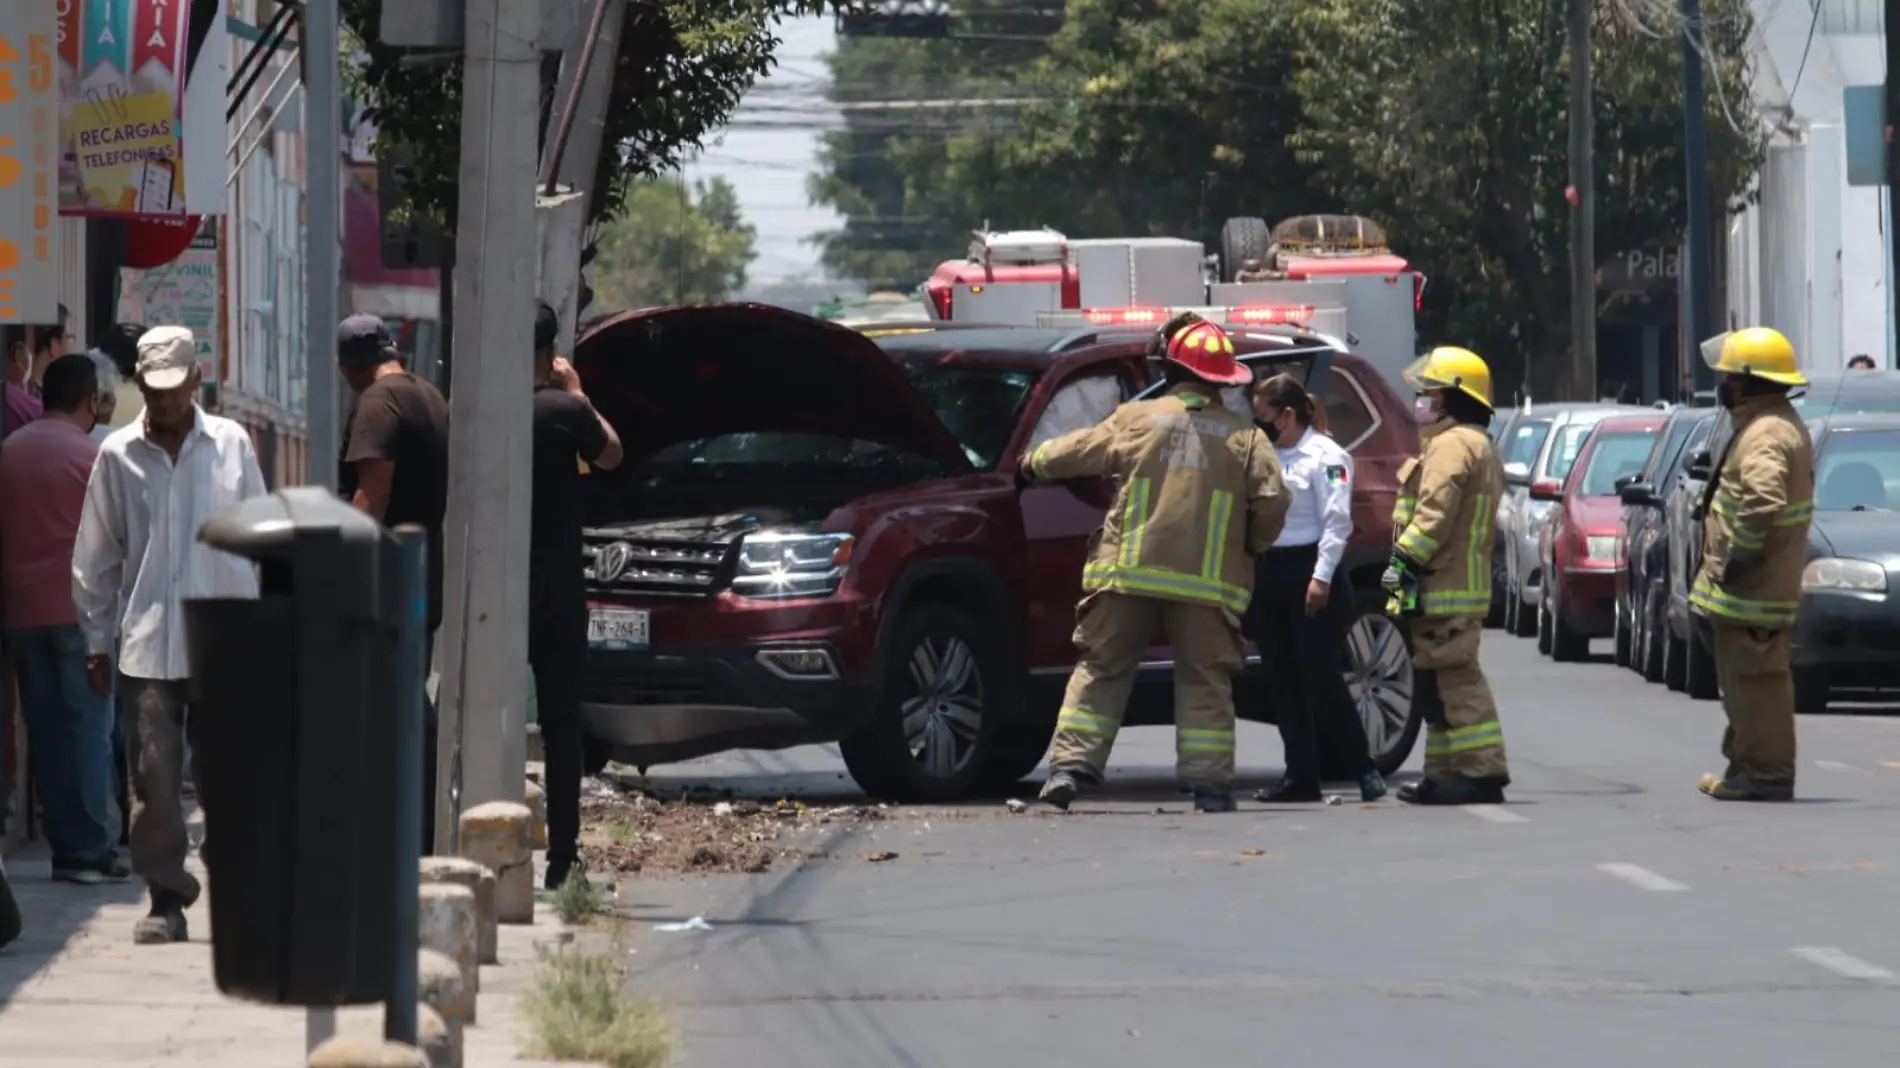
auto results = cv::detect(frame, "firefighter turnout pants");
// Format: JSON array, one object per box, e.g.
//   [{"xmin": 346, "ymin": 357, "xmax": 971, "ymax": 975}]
[
  {"xmin": 1410, "ymin": 615, "xmax": 1509, "ymax": 783},
  {"xmin": 1048, "ymin": 591, "xmax": 1244, "ymax": 790},
  {"xmin": 1711, "ymin": 622, "xmax": 1797, "ymax": 789}
]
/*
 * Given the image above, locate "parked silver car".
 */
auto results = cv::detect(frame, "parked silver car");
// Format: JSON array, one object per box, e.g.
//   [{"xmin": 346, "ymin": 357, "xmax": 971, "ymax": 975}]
[{"xmin": 1496, "ymin": 403, "xmax": 1640, "ymax": 637}]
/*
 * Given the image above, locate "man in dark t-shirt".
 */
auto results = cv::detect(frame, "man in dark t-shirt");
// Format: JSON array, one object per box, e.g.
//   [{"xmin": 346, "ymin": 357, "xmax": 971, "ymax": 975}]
[
  {"xmin": 528, "ymin": 301, "xmax": 622, "ymax": 889},
  {"xmin": 337, "ymin": 313, "xmax": 451, "ymax": 854}
]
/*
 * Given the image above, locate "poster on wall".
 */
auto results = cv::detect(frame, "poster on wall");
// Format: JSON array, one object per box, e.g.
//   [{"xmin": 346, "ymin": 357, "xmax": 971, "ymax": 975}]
[
  {"xmin": 56, "ymin": 0, "xmax": 228, "ymax": 218},
  {"xmin": 0, "ymin": 1, "xmax": 64, "ymax": 323},
  {"xmin": 118, "ymin": 220, "xmax": 219, "ymax": 382}
]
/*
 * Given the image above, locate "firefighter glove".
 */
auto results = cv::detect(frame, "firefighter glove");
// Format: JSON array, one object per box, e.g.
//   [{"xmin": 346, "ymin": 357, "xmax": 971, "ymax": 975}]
[
  {"xmin": 1381, "ymin": 554, "xmax": 1423, "ymax": 617},
  {"xmin": 1720, "ymin": 545, "xmax": 1764, "ymax": 586}
]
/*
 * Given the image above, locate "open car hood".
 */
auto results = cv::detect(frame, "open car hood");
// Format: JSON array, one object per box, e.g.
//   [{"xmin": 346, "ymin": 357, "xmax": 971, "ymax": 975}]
[{"xmin": 573, "ymin": 304, "xmax": 974, "ymax": 472}]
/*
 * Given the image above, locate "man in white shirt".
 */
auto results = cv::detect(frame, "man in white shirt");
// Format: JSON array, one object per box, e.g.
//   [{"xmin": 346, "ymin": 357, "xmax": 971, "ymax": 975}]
[{"xmin": 72, "ymin": 326, "xmax": 266, "ymax": 945}]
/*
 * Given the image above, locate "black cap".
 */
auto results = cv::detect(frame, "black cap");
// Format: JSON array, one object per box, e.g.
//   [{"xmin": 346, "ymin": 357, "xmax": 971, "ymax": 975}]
[
  {"xmin": 338, "ymin": 314, "xmax": 394, "ymax": 364},
  {"xmin": 534, "ymin": 301, "xmax": 559, "ymax": 353}
]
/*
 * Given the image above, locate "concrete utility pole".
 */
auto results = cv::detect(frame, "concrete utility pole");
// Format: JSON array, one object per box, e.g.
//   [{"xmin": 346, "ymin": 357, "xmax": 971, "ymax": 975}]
[
  {"xmin": 300, "ymin": 2, "xmax": 343, "ymax": 1054},
  {"xmin": 1566, "ymin": 0, "xmax": 1597, "ymax": 401},
  {"xmin": 434, "ymin": 0, "xmax": 544, "ymax": 850},
  {"xmin": 1681, "ymin": 0, "xmax": 1716, "ymax": 384},
  {"xmin": 540, "ymin": 0, "xmax": 628, "ymax": 356},
  {"xmin": 1886, "ymin": 0, "xmax": 1900, "ymax": 353}
]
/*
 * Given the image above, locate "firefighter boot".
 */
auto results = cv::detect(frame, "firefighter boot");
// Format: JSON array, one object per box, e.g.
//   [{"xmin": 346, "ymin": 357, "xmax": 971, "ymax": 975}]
[
  {"xmin": 1360, "ymin": 770, "xmax": 1389, "ymax": 802},
  {"xmin": 1193, "ymin": 786, "xmax": 1237, "ymax": 813},
  {"xmin": 1039, "ymin": 769, "xmax": 1082, "ymax": 811},
  {"xmin": 1396, "ymin": 775, "xmax": 1505, "ymax": 806},
  {"xmin": 1700, "ymin": 774, "xmax": 1793, "ymax": 802}
]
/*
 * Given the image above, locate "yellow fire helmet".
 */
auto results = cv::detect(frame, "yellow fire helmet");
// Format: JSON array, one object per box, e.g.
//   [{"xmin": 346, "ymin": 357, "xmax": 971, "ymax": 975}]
[
  {"xmin": 1403, "ymin": 345, "xmax": 1493, "ymax": 409},
  {"xmin": 1700, "ymin": 326, "xmax": 1807, "ymax": 387}
]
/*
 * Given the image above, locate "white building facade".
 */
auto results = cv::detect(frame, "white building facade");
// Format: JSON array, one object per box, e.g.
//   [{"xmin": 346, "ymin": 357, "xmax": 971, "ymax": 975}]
[{"xmin": 1727, "ymin": 0, "xmax": 1890, "ymax": 370}]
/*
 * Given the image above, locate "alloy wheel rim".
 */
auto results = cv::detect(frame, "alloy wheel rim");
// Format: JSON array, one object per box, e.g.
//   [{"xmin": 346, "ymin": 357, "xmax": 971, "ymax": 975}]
[
  {"xmin": 1344, "ymin": 614, "xmax": 1414, "ymax": 761},
  {"xmin": 901, "ymin": 634, "xmax": 984, "ymax": 778}
]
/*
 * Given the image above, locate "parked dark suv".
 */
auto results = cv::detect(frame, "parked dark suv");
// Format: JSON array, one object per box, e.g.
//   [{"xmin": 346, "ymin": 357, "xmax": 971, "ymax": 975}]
[{"xmin": 570, "ymin": 304, "xmax": 1421, "ymax": 801}]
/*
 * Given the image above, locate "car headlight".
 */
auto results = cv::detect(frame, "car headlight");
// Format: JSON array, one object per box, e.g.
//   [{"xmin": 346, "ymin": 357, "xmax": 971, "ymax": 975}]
[
  {"xmin": 1801, "ymin": 557, "xmax": 1887, "ymax": 595},
  {"xmin": 1585, "ymin": 535, "xmax": 1619, "ymax": 563},
  {"xmin": 732, "ymin": 532, "xmax": 854, "ymax": 600}
]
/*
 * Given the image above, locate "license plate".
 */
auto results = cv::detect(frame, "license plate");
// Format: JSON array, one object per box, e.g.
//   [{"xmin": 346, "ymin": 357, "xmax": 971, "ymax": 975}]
[{"xmin": 587, "ymin": 607, "xmax": 649, "ymax": 650}]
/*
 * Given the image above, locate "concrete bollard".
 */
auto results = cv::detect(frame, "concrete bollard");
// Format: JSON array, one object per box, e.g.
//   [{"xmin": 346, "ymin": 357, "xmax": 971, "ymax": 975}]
[
  {"xmin": 417, "ymin": 947, "xmax": 472, "ymax": 1026},
  {"xmin": 459, "ymin": 801, "xmax": 534, "ymax": 924},
  {"xmin": 420, "ymin": 856, "xmax": 498, "ymax": 965},
  {"xmin": 416, "ymin": 1003, "xmax": 458, "ymax": 1068},
  {"xmin": 307, "ymin": 1038, "xmax": 428, "ymax": 1068},
  {"xmin": 523, "ymin": 779, "xmax": 549, "ymax": 849},
  {"xmin": 417, "ymin": 883, "xmax": 480, "ymax": 1010}
]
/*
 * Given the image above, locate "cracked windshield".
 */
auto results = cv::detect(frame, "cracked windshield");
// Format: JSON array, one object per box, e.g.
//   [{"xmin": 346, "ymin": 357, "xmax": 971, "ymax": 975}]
[{"xmin": 8, "ymin": 0, "xmax": 1895, "ymax": 1065}]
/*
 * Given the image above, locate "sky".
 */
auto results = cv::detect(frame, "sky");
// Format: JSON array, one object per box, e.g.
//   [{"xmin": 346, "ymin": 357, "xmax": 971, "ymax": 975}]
[{"xmin": 683, "ymin": 16, "xmax": 845, "ymax": 289}]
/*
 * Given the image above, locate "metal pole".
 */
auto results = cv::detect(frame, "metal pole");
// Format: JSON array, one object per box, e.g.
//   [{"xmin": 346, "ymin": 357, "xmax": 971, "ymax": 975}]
[
  {"xmin": 541, "ymin": 0, "xmax": 613, "ymax": 195},
  {"xmin": 1682, "ymin": 0, "xmax": 1716, "ymax": 383},
  {"xmin": 385, "ymin": 528, "xmax": 427, "ymax": 1046},
  {"xmin": 439, "ymin": 0, "xmax": 542, "ymax": 821},
  {"xmin": 1886, "ymin": 0, "xmax": 1900, "ymax": 359},
  {"xmin": 1566, "ymin": 0, "xmax": 1597, "ymax": 401},
  {"xmin": 300, "ymin": 0, "xmax": 343, "ymax": 1051}
]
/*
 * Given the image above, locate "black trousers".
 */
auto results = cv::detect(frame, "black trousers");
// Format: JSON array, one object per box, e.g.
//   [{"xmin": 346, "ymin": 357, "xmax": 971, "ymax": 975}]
[
  {"xmin": 1250, "ymin": 545, "xmax": 1375, "ymax": 784},
  {"xmin": 529, "ymin": 600, "xmax": 587, "ymax": 865},
  {"xmin": 420, "ymin": 630, "xmax": 438, "ymax": 857}
]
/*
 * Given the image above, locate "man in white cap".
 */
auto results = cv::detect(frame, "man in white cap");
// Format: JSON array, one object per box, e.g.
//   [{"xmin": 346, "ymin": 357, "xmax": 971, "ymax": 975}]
[{"xmin": 72, "ymin": 325, "xmax": 267, "ymax": 944}]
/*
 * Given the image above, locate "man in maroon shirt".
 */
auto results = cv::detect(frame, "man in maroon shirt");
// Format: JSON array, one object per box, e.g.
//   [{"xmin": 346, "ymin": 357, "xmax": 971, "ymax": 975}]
[{"xmin": 0, "ymin": 355, "xmax": 127, "ymax": 883}]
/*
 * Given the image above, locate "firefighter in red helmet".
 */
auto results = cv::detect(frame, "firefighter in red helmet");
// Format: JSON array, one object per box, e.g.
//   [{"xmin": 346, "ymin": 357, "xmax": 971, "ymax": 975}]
[{"xmin": 1019, "ymin": 312, "xmax": 1290, "ymax": 811}]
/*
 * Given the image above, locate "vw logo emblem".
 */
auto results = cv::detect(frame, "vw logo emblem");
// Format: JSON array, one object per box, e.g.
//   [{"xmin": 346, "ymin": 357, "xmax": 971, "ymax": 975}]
[{"xmin": 594, "ymin": 542, "xmax": 634, "ymax": 583}]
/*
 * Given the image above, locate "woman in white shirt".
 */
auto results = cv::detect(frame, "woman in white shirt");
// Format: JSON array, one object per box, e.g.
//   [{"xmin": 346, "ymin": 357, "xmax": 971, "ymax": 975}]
[{"xmin": 1249, "ymin": 374, "xmax": 1386, "ymax": 803}]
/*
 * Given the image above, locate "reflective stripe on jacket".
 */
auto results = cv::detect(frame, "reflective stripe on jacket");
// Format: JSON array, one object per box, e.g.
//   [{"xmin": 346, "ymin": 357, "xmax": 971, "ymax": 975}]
[
  {"xmin": 1389, "ymin": 421, "xmax": 1503, "ymax": 617},
  {"xmin": 1690, "ymin": 395, "xmax": 1813, "ymax": 627},
  {"xmin": 1025, "ymin": 385, "xmax": 1289, "ymax": 612}
]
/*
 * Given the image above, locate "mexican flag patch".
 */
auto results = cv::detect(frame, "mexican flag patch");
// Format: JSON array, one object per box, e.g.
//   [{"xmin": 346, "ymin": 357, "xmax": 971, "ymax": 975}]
[{"xmin": 1325, "ymin": 464, "xmax": 1350, "ymax": 486}]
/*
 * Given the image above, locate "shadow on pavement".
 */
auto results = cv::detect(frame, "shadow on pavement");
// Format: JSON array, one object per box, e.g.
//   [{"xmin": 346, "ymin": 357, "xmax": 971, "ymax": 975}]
[{"xmin": 0, "ymin": 846, "xmax": 145, "ymax": 1011}]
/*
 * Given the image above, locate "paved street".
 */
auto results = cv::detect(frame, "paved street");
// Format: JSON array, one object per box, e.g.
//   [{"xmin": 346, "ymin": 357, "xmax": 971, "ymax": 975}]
[{"xmin": 623, "ymin": 635, "xmax": 1900, "ymax": 1067}]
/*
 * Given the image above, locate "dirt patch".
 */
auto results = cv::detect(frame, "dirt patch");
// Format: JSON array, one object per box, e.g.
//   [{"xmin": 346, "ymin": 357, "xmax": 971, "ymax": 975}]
[{"xmin": 579, "ymin": 788, "xmax": 899, "ymax": 878}]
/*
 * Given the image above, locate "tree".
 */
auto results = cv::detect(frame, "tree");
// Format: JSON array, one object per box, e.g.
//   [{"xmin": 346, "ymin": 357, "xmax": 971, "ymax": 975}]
[
  {"xmin": 591, "ymin": 176, "xmax": 759, "ymax": 307},
  {"xmin": 340, "ymin": 0, "xmax": 828, "ymax": 227},
  {"xmin": 1287, "ymin": 0, "xmax": 1763, "ymax": 397}
]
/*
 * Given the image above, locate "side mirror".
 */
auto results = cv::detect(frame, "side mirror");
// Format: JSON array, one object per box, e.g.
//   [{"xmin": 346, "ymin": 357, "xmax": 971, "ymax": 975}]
[
  {"xmin": 1619, "ymin": 481, "xmax": 1658, "ymax": 506},
  {"xmin": 1687, "ymin": 450, "xmax": 1713, "ymax": 481},
  {"xmin": 1503, "ymin": 461, "xmax": 1531, "ymax": 484},
  {"xmin": 1528, "ymin": 479, "xmax": 1563, "ymax": 502}
]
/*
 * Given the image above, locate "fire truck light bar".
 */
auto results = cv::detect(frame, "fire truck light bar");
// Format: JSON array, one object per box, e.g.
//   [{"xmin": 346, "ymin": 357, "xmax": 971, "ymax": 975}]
[
  {"xmin": 1073, "ymin": 305, "xmax": 1315, "ymax": 327},
  {"xmin": 1226, "ymin": 304, "xmax": 1314, "ymax": 325},
  {"xmin": 1080, "ymin": 307, "xmax": 1168, "ymax": 325}
]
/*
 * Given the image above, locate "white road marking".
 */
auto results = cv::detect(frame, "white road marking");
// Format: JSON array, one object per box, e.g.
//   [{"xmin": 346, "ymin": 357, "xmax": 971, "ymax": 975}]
[
  {"xmin": 1596, "ymin": 862, "xmax": 1689, "ymax": 892},
  {"xmin": 1462, "ymin": 804, "xmax": 1528, "ymax": 824},
  {"xmin": 1814, "ymin": 760, "xmax": 1867, "ymax": 773},
  {"xmin": 1789, "ymin": 946, "xmax": 1897, "ymax": 982}
]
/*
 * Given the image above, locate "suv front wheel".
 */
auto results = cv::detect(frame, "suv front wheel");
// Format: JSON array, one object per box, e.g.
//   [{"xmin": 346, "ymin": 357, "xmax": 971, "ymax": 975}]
[
  {"xmin": 841, "ymin": 604, "xmax": 1009, "ymax": 802},
  {"xmin": 1335, "ymin": 599, "xmax": 1421, "ymax": 777}
]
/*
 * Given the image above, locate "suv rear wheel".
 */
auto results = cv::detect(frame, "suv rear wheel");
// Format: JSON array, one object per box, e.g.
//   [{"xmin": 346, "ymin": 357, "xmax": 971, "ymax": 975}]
[
  {"xmin": 1332, "ymin": 600, "xmax": 1421, "ymax": 778},
  {"xmin": 841, "ymin": 604, "xmax": 1007, "ymax": 802}
]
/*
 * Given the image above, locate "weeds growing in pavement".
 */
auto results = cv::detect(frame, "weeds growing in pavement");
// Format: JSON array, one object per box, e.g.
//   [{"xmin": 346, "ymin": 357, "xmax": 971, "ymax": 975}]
[
  {"xmin": 552, "ymin": 861, "xmax": 613, "ymax": 926},
  {"xmin": 523, "ymin": 946, "xmax": 673, "ymax": 1068}
]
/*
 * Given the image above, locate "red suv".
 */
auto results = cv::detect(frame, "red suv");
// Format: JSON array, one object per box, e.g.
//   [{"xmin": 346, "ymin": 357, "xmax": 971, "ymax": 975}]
[
  {"xmin": 1532, "ymin": 412, "xmax": 1665, "ymax": 662},
  {"xmin": 570, "ymin": 305, "xmax": 1422, "ymax": 801}
]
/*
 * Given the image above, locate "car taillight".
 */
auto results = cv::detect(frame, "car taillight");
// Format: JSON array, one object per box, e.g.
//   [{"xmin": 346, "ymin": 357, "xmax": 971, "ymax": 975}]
[
  {"xmin": 1227, "ymin": 304, "xmax": 1314, "ymax": 326},
  {"xmin": 927, "ymin": 284, "xmax": 953, "ymax": 320},
  {"xmin": 1082, "ymin": 307, "xmax": 1167, "ymax": 325}
]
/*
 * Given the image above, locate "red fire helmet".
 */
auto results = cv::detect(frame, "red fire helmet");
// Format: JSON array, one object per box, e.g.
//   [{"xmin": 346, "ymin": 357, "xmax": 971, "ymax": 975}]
[{"xmin": 1163, "ymin": 320, "xmax": 1252, "ymax": 387}]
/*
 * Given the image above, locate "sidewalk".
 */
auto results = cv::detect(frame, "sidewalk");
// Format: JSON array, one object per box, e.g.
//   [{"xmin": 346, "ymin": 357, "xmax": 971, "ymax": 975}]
[{"xmin": 0, "ymin": 845, "xmax": 594, "ymax": 1068}]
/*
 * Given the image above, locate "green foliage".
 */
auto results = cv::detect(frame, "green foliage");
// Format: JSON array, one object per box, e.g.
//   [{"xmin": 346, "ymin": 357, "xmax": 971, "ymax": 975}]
[
  {"xmin": 552, "ymin": 860, "xmax": 614, "ymax": 925},
  {"xmin": 812, "ymin": 0, "xmax": 1765, "ymax": 396},
  {"xmin": 592, "ymin": 176, "xmax": 759, "ymax": 307},
  {"xmin": 340, "ymin": 0, "xmax": 834, "ymax": 227},
  {"xmin": 524, "ymin": 947, "xmax": 673, "ymax": 1068}
]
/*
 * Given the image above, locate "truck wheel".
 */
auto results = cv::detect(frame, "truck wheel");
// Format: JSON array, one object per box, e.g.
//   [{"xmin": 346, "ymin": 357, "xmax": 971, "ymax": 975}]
[
  {"xmin": 1332, "ymin": 600, "xmax": 1421, "ymax": 778},
  {"xmin": 1611, "ymin": 595, "xmax": 1632, "ymax": 667},
  {"xmin": 1535, "ymin": 589, "xmax": 1554, "ymax": 655},
  {"xmin": 1220, "ymin": 217, "xmax": 1271, "ymax": 281},
  {"xmin": 1638, "ymin": 587, "xmax": 1667, "ymax": 683},
  {"xmin": 841, "ymin": 604, "xmax": 1007, "ymax": 803}
]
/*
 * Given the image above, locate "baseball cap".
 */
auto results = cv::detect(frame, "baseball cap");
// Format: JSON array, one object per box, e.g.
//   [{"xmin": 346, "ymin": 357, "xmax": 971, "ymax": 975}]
[
  {"xmin": 534, "ymin": 301, "xmax": 559, "ymax": 352},
  {"xmin": 338, "ymin": 313, "xmax": 394, "ymax": 363},
  {"xmin": 135, "ymin": 326, "xmax": 197, "ymax": 391}
]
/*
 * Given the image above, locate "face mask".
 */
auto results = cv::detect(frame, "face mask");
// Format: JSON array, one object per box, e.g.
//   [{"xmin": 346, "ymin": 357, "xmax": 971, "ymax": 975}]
[
  {"xmin": 1716, "ymin": 379, "xmax": 1740, "ymax": 409},
  {"xmin": 1260, "ymin": 412, "xmax": 1283, "ymax": 443}
]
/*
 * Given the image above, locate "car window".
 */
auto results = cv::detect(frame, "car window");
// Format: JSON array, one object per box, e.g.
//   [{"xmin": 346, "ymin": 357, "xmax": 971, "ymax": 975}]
[
  {"xmin": 1502, "ymin": 418, "xmax": 1551, "ymax": 469},
  {"xmin": 1814, "ymin": 430, "xmax": 1900, "ymax": 511},
  {"xmin": 1577, "ymin": 430, "xmax": 1659, "ymax": 496},
  {"xmin": 1322, "ymin": 370, "xmax": 1380, "ymax": 449},
  {"xmin": 1644, "ymin": 414, "xmax": 1699, "ymax": 482},
  {"xmin": 1546, "ymin": 423, "xmax": 1594, "ymax": 481},
  {"xmin": 1025, "ymin": 372, "xmax": 1127, "ymax": 455},
  {"xmin": 899, "ymin": 363, "xmax": 1041, "ymax": 468},
  {"xmin": 1680, "ymin": 416, "xmax": 1714, "ymax": 471}
]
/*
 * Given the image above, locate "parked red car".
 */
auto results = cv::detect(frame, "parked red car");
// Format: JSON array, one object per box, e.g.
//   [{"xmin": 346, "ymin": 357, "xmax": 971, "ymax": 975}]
[
  {"xmin": 569, "ymin": 304, "xmax": 1420, "ymax": 801},
  {"xmin": 1532, "ymin": 413, "xmax": 1665, "ymax": 661}
]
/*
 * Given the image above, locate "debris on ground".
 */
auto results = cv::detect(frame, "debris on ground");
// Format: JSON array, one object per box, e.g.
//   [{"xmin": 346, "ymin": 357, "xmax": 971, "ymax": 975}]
[
  {"xmin": 1325, "ymin": 794, "xmax": 1344, "ymax": 806},
  {"xmin": 1005, "ymin": 798, "xmax": 1027, "ymax": 813},
  {"xmin": 861, "ymin": 851, "xmax": 899, "ymax": 863},
  {"xmin": 578, "ymin": 783, "xmax": 897, "ymax": 878},
  {"xmin": 653, "ymin": 917, "xmax": 714, "ymax": 933}
]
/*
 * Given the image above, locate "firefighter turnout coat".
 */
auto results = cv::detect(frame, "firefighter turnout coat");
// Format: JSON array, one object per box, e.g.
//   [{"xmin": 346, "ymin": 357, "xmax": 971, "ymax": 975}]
[
  {"xmin": 1689, "ymin": 394, "xmax": 1814, "ymax": 629},
  {"xmin": 1391, "ymin": 419, "xmax": 1510, "ymax": 782},
  {"xmin": 1025, "ymin": 384, "xmax": 1289, "ymax": 788},
  {"xmin": 1025, "ymin": 385, "xmax": 1290, "ymax": 612}
]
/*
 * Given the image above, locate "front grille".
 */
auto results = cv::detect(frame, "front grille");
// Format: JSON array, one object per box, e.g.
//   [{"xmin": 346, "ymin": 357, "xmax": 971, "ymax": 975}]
[
  {"xmin": 582, "ymin": 535, "xmax": 734, "ymax": 598},
  {"xmin": 582, "ymin": 660, "xmax": 718, "ymax": 705}
]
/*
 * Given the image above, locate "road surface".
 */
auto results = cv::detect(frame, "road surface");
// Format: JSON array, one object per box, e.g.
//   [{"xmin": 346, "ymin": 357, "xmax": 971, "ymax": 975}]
[{"xmin": 619, "ymin": 635, "xmax": 1900, "ymax": 1066}]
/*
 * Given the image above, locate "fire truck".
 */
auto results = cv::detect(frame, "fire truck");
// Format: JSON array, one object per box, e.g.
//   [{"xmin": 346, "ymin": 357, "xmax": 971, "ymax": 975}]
[{"xmin": 921, "ymin": 215, "xmax": 1425, "ymax": 398}]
